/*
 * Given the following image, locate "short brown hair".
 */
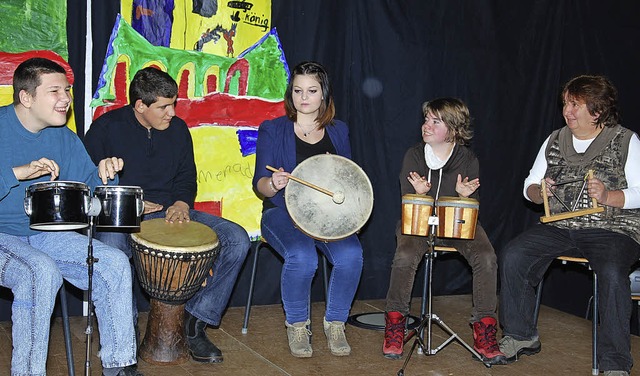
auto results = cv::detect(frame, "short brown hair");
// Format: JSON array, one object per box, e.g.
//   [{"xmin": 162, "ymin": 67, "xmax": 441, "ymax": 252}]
[
  {"xmin": 562, "ymin": 75, "xmax": 619, "ymax": 128},
  {"xmin": 422, "ymin": 97, "xmax": 473, "ymax": 145}
]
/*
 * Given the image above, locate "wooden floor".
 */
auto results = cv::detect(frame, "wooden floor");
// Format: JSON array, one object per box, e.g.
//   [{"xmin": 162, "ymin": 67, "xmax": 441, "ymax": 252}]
[{"xmin": 1, "ymin": 295, "xmax": 639, "ymax": 376}]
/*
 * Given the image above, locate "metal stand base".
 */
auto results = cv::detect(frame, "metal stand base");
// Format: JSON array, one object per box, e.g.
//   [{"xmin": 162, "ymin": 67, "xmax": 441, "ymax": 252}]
[
  {"xmin": 398, "ymin": 312, "xmax": 490, "ymax": 375},
  {"xmin": 397, "ymin": 223, "xmax": 491, "ymax": 375}
]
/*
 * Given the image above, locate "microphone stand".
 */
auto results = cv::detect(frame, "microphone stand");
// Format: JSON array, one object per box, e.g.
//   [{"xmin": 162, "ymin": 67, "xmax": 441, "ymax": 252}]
[
  {"xmin": 397, "ymin": 214, "xmax": 490, "ymax": 376},
  {"xmin": 84, "ymin": 198, "xmax": 100, "ymax": 376}
]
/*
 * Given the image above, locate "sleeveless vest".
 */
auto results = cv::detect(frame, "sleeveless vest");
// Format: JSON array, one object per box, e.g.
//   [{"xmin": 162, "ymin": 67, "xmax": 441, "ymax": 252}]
[{"xmin": 545, "ymin": 125, "xmax": 640, "ymax": 244}]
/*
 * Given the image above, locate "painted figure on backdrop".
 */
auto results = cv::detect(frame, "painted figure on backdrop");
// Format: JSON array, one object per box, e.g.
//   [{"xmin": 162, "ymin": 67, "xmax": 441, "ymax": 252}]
[
  {"xmin": 382, "ymin": 98, "xmax": 506, "ymax": 365},
  {"xmin": 84, "ymin": 66, "xmax": 250, "ymax": 364},
  {"xmin": 252, "ymin": 61, "xmax": 364, "ymax": 358},
  {"xmin": 498, "ymin": 75, "xmax": 640, "ymax": 376},
  {"xmin": 0, "ymin": 57, "xmax": 141, "ymax": 376}
]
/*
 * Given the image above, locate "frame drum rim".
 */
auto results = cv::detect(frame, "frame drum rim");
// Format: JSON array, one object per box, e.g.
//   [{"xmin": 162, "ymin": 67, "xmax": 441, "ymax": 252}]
[{"xmin": 284, "ymin": 154, "xmax": 374, "ymax": 241}]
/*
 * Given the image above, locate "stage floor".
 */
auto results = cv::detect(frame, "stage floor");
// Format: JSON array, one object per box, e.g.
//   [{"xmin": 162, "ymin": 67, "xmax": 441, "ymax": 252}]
[{"xmin": 1, "ymin": 295, "xmax": 639, "ymax": 375}]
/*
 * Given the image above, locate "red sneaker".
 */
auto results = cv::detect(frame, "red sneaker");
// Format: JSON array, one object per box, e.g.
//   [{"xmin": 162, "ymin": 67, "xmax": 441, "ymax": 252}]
[
  {"xmin": 472, "ymin": 317, "xmax": 507, "ymax": 365},
  {"xmin": 383, "ymin": 311, "xmax": 406, "ymax": 359}
]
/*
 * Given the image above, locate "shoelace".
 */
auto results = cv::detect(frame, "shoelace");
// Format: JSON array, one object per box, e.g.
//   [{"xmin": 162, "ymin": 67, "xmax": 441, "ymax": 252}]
[
  {"xmin": 328, "ymin": 322, "xmax": 346, "ymax": 341},
  {"xmin": 384, "ymin": 321, "xmax": 405, "ymax": 348},
  {"xmin": 290, "ymin": 325, "xmax": 312, "ymax": 343},
  {"xmin": 478, "ymin": 323, "xmax": 500, "ymax": 351}
]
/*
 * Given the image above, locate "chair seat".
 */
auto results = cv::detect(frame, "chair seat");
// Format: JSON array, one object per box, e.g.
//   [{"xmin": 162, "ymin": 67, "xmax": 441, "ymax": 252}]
[{"xmin": 556, "ymin": 256, "xmax": 589, "ymax": 263}]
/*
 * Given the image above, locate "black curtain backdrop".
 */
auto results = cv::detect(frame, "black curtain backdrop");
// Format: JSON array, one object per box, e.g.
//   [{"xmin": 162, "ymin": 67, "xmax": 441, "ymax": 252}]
[{"xmin": 3, "ymin": 1, "xmax": 640, "ymax": 323}]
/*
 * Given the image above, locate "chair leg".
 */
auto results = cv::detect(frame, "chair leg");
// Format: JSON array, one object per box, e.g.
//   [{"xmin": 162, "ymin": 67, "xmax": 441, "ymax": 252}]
[
  {"xmin": 59, "ymin": 283, "xmax": 75, "ymax": 376},
  {"xmin": 591, "ymin": 272, "xmax": 598, "ymax": 376},
  {"xmin": 242, "ymin": 242, "xmax": 263, "ymax": 334},
  {"xmin": 533, "ymin": 280, "xmax": 544, "ymax": 328}
]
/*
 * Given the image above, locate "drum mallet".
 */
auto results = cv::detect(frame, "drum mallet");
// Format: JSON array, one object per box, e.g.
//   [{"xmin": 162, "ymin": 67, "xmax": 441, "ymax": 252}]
[{"xmin": 266, "ymin": 165, "xmax": 345, "ymax": 204}]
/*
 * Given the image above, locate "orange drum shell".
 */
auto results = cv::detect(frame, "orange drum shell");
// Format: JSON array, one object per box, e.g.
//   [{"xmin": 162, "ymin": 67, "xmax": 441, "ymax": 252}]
[
  {"xmin": 435, "ymin": 196, "xmax": 479, "ymax": 239},
  {"xmin": 401, "ymin": 194, "xmax": 434, "ymax": 236}
]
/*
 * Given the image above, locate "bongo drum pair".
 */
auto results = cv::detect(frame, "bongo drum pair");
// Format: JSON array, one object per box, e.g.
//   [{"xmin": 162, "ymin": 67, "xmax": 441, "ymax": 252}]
[
  {"xmin": 24, "ymin": 181, "xmax": 144, "ymax": 230},
  {"xmin": 401, "ymin": 193, "xmax": 479, "ymax": 239}
]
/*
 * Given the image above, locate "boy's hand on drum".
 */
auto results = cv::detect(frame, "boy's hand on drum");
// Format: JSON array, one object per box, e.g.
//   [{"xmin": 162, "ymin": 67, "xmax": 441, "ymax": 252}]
[
  {"xmin": 143, "ymin": 201, "xmax": 163, "ymax": 214},
  {"xmin": 456, "ymin": 174, "xmax": 480, "ymax": 198},
  {"xmin": 98, "ymin": 157, "xmax": 124, "ymax": 184},
  {"xmin": 407, "ymin": 171, "xmax": 431, "ymax": 194},
  {"xmin": 165, "ymin": 200, "xmax": 190, "ymax": 223},
  {"xmin": 13, "ymin": 158, "xmax": 60, "ymax": 181}
]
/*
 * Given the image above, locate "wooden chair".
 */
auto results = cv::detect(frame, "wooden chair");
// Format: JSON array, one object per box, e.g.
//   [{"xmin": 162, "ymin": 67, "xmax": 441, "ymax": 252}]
[
  {"xmin": 534, "ymin": 256, "xmax": 598, "ymax": 376},
  {"xmin": 242, "ymin": 239, "xmax": 329, "ymax": 334}
]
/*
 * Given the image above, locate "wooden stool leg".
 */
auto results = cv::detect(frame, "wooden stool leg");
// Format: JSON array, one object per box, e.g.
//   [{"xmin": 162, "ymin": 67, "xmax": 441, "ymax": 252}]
[{"xmin": 139, "ymin": 300, "xmax": 189, "ymax": 365}]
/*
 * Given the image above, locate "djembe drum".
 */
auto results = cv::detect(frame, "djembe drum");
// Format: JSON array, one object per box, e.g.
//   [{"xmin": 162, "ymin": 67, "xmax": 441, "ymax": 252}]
[{"xmin": 130, "ymin": 218, "xmax": 220, "ymax": 365}]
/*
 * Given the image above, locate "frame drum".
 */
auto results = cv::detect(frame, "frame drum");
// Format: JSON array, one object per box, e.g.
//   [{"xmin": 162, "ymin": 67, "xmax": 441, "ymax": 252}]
[
  {"xmin": 284, "ymin": 154, "xmax": 373, "ymax": 241},
  {"xmin": 24, "ymin": 181, "xmax": 90, "ymax": 230},
  {"xmin": 435, "ymin": 196, "xmax": 479, "ymax": 239},
  {"xmin": 130, "ymin": 218, "xmax": 220, "ymax": 365},
  {"xmin": 401, "ymin": 194, "xmax": 434, "ymax": 236},
  {"xmin": 94, "ymin": 185, "xmax": 144, "ymax": 229}
]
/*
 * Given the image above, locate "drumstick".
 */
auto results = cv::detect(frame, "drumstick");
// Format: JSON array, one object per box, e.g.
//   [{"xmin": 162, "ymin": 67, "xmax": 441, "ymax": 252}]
[{"xmin": 266, "ymin": 165, "xmax": 345, "ymax": 204}]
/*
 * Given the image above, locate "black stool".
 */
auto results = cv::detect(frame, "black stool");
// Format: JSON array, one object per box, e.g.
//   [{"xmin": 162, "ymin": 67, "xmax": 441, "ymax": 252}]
[{"xmin": 242, "ymin": 240, "xmax": 329, "ymax": 334}]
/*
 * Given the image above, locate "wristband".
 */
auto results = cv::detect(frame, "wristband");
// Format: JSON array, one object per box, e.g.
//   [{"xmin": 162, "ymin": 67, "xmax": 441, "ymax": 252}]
[{"xmin": 269, "ymin": 178, "xmax": 279, "ymax": 193}]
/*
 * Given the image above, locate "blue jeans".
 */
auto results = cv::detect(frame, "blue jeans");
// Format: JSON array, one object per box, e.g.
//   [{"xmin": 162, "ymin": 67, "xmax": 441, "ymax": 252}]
[
  {"xmin": 0, "ymin": 231, "xmax": 137, "ymax": 376},
  {"xmin": 261, "ymin": 207, "xmax": 364, "ymax": 324},
  {"xmin": 499, "ymin": 224, "xmax": 640, "ymax": 373},
  {"xmin": 95, "ymin": 209, "xmax": 250, "ymax": 326}
]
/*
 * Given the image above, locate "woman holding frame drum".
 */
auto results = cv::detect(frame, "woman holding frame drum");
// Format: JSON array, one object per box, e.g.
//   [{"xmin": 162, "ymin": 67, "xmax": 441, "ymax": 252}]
[
  {"xmin": 253, "ymin": 61, "xmax": 363, "ymax": 358},
  {"xmin": 383, "ymin": 98, "xmax": 506, "ymax": 365}
]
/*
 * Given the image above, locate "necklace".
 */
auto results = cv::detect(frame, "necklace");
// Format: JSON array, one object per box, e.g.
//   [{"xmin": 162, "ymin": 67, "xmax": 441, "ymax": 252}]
[{"xmin": 296, "ymin": 122, "xmax": 319, "ymax": 137}]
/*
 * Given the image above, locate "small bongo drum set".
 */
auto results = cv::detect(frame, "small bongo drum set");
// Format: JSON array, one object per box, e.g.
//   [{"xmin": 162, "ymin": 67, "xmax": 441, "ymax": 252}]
[
  {"xmin": 398, "ymin": 193, "xmax": 492, "ymax": 374},
  {"xmin": 24, "ymin": 181, "xmax": 145, "ymax": 375}
]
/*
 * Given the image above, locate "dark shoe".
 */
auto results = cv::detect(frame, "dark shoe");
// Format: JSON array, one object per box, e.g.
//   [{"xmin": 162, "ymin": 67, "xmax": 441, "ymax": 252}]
[
  {"xmin": 498, "ymin": 335, "xmax": 541, "ymax": 364},
  {"xmin": 102, "ymin": 365, "xmax": 143, "ymax": 376},
  {"xmin": 184, "ymin": 311, "xmax": 223, "ymax": 363},
  {"xmin": 471, "ymin": 317, "xmax": 507, "ymax": 365},
  {"xmin": 382, "ymin": 311, "xmax": 406, "ymax": 360},
  {"xmin": 603, "ymin": 372, "xmax": 629, "ymax": 376}
]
